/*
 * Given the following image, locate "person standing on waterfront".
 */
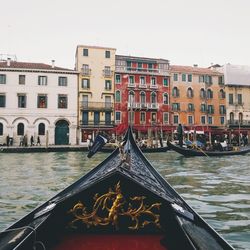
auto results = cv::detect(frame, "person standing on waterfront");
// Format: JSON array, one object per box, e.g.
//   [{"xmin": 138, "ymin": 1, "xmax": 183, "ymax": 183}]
[
  {"xmin": 177, "ymin": 123, "xmax": 184, "ymax": 147},
  {"xmin": 6, "ymin": 135, "xmax": 10, "ymax": 147},
  {"xmin": 36, "ymin": 136, "xmax": 41, "ymax": 146},
  {"xmin": 30, "ymin": 136, "xmax": 34, "ymax": 146}
]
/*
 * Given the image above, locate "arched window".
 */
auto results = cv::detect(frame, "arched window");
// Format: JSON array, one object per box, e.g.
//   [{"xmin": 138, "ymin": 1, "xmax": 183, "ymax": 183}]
[
  {"xmin": 0, "ymin": 123, "xmax": 3, "ymax": 135},
  {"xmin": 239, "ymin": 112, "xmax": 243, "ymax": 124},
  {"xmin": 187, "ymin": 87, "xmax": 193, "ymax": 98},
  {"xmin": 17, "ymin": 123, "xmax": 24, "ymax": 136},
  {"xmin": 128, "ymin": 91, "xmax": 135, "ymax": 108},
  {"xmin": 140, "ymin": 91, "xmax": 146, "ymax": 104},
  {"xmin": 163, "ymin": 93, "xmax": 169, "ymax": 104},
  {"xmin": 151, "ymin": 92, "xmax": 157, "ymax": 103},
  {"xmin": 229, "ymin": 112, "xmax": 234, "ymax": 123},
  {"xmin": 200, "ymin": 88, "xmax": 206, "ymax": 99},
  {"xmin": 207, "ymin": 89, "xmax": 213, "ymax": 99},
  {"xmin": 172, "ymin": 87, "xmax": 179, "ymax": 97},
  {"xmin": 219, "ymin": 89, "xmax": 225, "ymax": 99},
  {"xmin": 115, "ymin": 90, "xmax": 121, "ymax": 102},
  {"xmin": 38, "ymin": 123, "xmax": 45, "ymax": 135}
]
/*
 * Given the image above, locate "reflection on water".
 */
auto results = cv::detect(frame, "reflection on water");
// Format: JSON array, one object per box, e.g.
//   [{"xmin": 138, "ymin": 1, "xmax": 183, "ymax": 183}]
[{"xmin": 0, "ymin": 151, "xmax": 249, "ymax": 249}]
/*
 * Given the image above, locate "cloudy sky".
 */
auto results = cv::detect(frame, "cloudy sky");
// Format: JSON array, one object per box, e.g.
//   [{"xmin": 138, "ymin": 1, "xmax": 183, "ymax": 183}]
[{"xmin": 1, "ymin": 0, "xmax": 250, "ymax": 69}]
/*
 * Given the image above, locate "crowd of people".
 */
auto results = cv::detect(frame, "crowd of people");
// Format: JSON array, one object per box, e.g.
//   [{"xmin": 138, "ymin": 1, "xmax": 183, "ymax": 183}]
[{"xmin": 5, "ymin": 135, "xmax": 41, "ymax": 147}]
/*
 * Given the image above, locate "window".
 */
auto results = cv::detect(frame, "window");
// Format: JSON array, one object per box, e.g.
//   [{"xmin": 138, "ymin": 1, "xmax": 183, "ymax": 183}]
[
  {"xmin": 172, "ymin": 103, "xmax": 180, "ymax": 111},
  {"xmin": 188, "ymin": 103, "xmax": 194, "ymax": 112},
  {"xmin": 218, "ymin": 76, "xmax": 224, "ymax": 85},
  {"xmin": 0, "ymin": 123, "xmax": 3, "ymax": 135},
  {"xmin": 128, "ymin": 111, "xmax": 134, "ymax": 124},
  {"xmin": 207, "ymin": 89, "xmax": 213, "ymax": 99},
  {"xmin": 58, "ymin": 95, "xmax": 68, "ymax": 109},
  {"xmin": 129, "ymin": 76, "xmax": 134, "ymax": 84},
  {"xmin": 138, "ymin": 62, "xmax": 142, "ymax": 71},
  {"xmin": 239, "ymin": 112, "xmax": 243, "ymax": 123},
  {"xmin": 115, "ymin": 90, "xmax": 121, "ymax": 102},
  {"xmin": 207, "ymin": 105, "xmax": 214, "ymax": 114},
  {"xmin": 229, "ymin": 93, "xmax": 234, "ymax": 104},
  {"xmin": 188, "ymin": 115, "xmax": 193, "ymax": 124},
  {"xmin": 182, "ymin": 74, "xmax": 186, "ymax": 82},
  {"xmin": 173, "ymin": 115, "xmax": 179, "ymax": 124},
  {"xmin": 229, "ymin": 112, "xmax": 234, "ymax": 122},
  {"xmin": 115, "ymin": 74, "xmax": 121, "ymax": 83},
  {"xmin": 105, "ymin": 80, "xmax": 112, "ymax": 90},
  {"xmin": 220, "ymin": 117, "xmax": 225, "ymax": 125},
  {"xmin": 173, "ymin": 73, "xmax": 178, "ymax": 81},
  {"xmin": 105, "ymin": 50, "xmax": 111, "ymax": 58},
  {"xmin": 0, "ymin": 74, "xmax": 6, "ymax": 84},
  {"xmin": 0, "ymin": 94, "xmax": 6, "ymax": 107},
  {"xmin": 140, "ymin": 76, "xmax": 146, "ymax": 85},
  {"xmin": 17, "ymin": 123, "xmax": 24, "ymax": 136},
  {"xmin": 148, "ymin": 63, "xmax": 153, "ymax": 71},
  {"xmin": 127, "ymin": 61, "xmax": 132, "ymax": 70},
  {"xmin": 82, "ymin": 95, "xmax": 88, "ymax": 108},
  {"xmin": 238, "ymin": 94, "xmax": 242, "ymax": 105},
  {"xmin": 58, "ymin": 77, "xmax": 67, "ymax": 86},
  {"xmin": 82, "ymin": 64, "xmax": 90, "ymax": 75},
  {"xmin": 172, "ymin": 87, "xmax": 179, "ymax": 97},
  {"xmin": 151, "ymin": 112, "xmax": 157, "ymax": 123},
  {"xmin": 82, "ymin": 78, "xmax": 90, "ymax": 88},
  {"xmin": 105, "ymin": 96, "xmax": 112, "ymax": 109},
  {"xmin": 219, "ymin": 105, "xmax": 226, "ymax": 115},
  {"xmin": 200, "ymin": 104, "xmax": 206, "ymax": 112},
  {"xmin": 187, "ymin": 88, "xmax": 193, "ymax": 98},
  {"xmin": 151, "ymin": 92, "xmax": 157, "ymax": 104},
  {"xmin": 201, "ymin": 116, "xmax": 206, "ymax": 124},
  {"xmin": 115, "ymin": 111, "xmax": 121, "ymax": 123},
  {"xmin": 19, "ymin": 75, "xmax": 25, "ymax": 85},
  {"xmin": 163, "ymin": 93, "xmax": 169, "ymax": 105},
  {"xmin": 188, "ymin": 74, "xmax": 192, "ymax": 82},
  {"xmin": 140, "ymin": 112, "xmax": 146, "ymax": 124},
  {"xmin": 219, "ymin": 89, "xmax": 225, "ymax": 99},
  {"xmin": 18, "ymin": 94, "xmax": 26, "ymax": 108},
  {"xmin": 38, "ymin": 76, "xmax": 47, "ymax": 85},
  {"xmin": 37, "ymin": 95, "xmax": 47, "ymax": 108},
  {"xmin": 200, "ymin": 88, "xmax": 206, "ymax": 99},
  {"xmin": 140, "ymin": 92, "xmax": 146, "ymax": 107},
  {"xmin": 163, "ymin": 78, "xmax": 168, "ymax": 86},
  {"xmin": 205, "ymin": 75, "xmax": 213, "ymax": 84},
  {"xmin": 38, "ymin": 123, "xmax": 45, "ymax": 135},
  {"xmin": 199, "ymin": 75, "xmax": 205, "ymax": 83},
  {"xmin": 163, "ymin": 112, "xmax": 169, "ymax": 124},
  {"xmin": 208, "ymin": 116, "xmax": 213, "ymax": 124},
  {"xmin": 150, "ymin": 77, "xmax": 156, "ymax": 86},
  {"xmin": 83, "ymin": 48, "xmax": 88, "ymax": 56}
]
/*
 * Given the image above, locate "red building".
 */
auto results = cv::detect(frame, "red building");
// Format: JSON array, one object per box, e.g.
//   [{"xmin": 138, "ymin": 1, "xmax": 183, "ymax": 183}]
[{"xmin": 114, "ymin": 55, "xmax": 170, "ymax": 140}]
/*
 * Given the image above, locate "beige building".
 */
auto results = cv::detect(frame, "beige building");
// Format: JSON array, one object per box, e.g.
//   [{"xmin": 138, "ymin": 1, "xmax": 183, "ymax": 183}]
[{"xmin": 75, "ymin": 45, "xmax": 116, "ymax": 143}]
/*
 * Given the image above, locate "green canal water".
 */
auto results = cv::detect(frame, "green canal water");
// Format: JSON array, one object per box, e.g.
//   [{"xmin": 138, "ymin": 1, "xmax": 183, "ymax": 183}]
[{"xmin": 0, "ymin": 151, "xmax": 249, "ymax": 249}]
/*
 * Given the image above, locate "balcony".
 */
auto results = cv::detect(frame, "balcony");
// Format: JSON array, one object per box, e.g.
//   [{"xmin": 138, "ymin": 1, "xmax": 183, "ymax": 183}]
[
  {"xmin": 80, "ymin": 101, "xmax": 114, "ymax": 111},
  {"xmin": 103, "ymin": 70, "xmax": 113, "ymax": 78},
  {"xmin": 115, "ymin": 66, "xmax": 170, "ymax": 76},
  {"xmin": 127, "ymin": 102, "xmax": 159, "ymax": 110},
  {"xmin": 227, "ymin": 120, "xmax": 250, "ymax": 126},
  {"xmin": 149, "ymin": 84, "xmax": 158, "ymax": 89},
  {"xmin": 80, "ymin": 120, "xmax": 115, "ymax": 128},
  {"xmin": 81, "ymin": 68, "xmax": 91, "ymax": 76}
]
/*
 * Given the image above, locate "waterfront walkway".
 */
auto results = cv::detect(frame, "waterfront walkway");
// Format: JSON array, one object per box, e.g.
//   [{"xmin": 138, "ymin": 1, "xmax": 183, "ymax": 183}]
[{"xmin": 0, "ymin": 145, "xmax": 89, "ymax": 153}]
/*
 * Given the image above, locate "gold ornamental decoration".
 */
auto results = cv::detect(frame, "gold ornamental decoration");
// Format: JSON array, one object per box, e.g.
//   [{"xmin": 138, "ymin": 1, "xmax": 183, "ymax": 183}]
[{"xmin": 68, "ymin": 182, "xmax": 161, "ymax": 230}]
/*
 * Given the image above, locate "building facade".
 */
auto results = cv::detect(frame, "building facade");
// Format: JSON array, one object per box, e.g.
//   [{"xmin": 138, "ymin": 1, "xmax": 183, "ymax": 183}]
[
  {"xmin": 219, "ymin": 64, "xmax": 250, "ymax": 134},
  {"xmin": 0, "ymin": 60, "xmax": 78, "ymax": 146},
  {"xmin": 75, "ymin": 45, "xmax": 116, "ymax": 143},
  {"xmin": 114, "ymin": 55, "xmax": 170, "ymax": 139},
  {"xmin": 170, "ymin": 65, "xmax": 226, "ymax": 133}
]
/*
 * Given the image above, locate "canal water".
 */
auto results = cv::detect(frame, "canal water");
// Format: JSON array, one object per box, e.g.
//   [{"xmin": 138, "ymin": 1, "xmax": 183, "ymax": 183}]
[{"xmin": 0, "ymin": 151, "xmax": 249, "ymax": 249}]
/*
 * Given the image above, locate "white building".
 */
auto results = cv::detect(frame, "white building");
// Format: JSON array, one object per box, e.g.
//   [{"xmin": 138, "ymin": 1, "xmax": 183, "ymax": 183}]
[{"xmin": 0, "ymin": 59, "xmax": 78, "ymax": 146}]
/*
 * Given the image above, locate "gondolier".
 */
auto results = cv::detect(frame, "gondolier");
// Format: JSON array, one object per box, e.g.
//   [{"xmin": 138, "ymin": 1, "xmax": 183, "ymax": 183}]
[{"xmin": 177, "ymin": 123, "xmax": 184, "ymax": 147}]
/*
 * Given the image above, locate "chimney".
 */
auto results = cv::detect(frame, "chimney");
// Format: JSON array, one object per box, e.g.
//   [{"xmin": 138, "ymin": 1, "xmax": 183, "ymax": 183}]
[
  {"xmin": 51, "ymin": 60, "xmax": 55, "ymax": 68},
  {"xmin": 7, "ymin": 58, "xmax": 11, "ymax": 67},
  {"xmin": 193, "ymin": 64, "xmax": 198, "ymax": 68}
]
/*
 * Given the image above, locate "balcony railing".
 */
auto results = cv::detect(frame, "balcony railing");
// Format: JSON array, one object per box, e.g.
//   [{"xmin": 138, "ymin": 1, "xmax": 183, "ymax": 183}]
[
  {"xmin": 127, "ymin": 102, "xmax": 159, "ymax": 110},
  {"xmin": 80, "ymin": 121, "xmax": 115, "ymax": 128},
  {"xmin": 227, "ymin": 120, "xmax": 250, "ymax": 126},
  {"xmin": 80, "ymin": 101, "xmax": 114, "ymax": 111},
  {"xmin": 115, "ymin": 66, "xmax": 170, "ymax": 76},
  {"xmin": 103, "ymin": 70, "xmax": 113, "ymax": 78},
  {"xmin": 81, "ymin": 68, "xmax": 91, "ymax": 76}
]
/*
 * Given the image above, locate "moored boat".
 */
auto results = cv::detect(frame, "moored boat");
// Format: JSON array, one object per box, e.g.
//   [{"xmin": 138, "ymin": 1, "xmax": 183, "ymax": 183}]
[
  {"xmin": 0, "ymin": 127, "xmax": 234, "ymax": 250},
  {"xmin": 167, "ymin": 140, "xmax": 250, "ymax": 157}
]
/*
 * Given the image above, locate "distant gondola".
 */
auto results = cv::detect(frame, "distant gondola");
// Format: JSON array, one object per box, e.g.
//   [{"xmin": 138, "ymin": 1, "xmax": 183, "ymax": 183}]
[
  {"xmin": 167, "ymin": 140, "xmax": 250, "ymax": 157},
  {"xmin": 0, "ymin": 127, "xmax": 234, "ymax": 250}
]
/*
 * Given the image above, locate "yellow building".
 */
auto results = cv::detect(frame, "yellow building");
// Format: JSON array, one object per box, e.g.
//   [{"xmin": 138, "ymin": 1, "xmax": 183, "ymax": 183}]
[
  {"xmin": 170, "ymin": 65, "xmax": 226, "ymax": 132},
  {"xmin": 75, "ymin": 45, "xmax": 116, "ymax": 143}
]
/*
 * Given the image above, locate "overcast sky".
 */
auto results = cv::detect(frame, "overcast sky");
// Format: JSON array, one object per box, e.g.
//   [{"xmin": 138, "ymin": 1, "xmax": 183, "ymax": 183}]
[{"xmin": 1, "ymin": 0, "xmax": 250, "ymax": 69}]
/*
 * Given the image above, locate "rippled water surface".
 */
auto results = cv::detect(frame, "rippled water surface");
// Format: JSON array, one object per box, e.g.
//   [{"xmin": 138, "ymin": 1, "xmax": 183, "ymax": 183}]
[{"xmin": 0, "ymin": 151, "xmax": 249, "ymax": 249}]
